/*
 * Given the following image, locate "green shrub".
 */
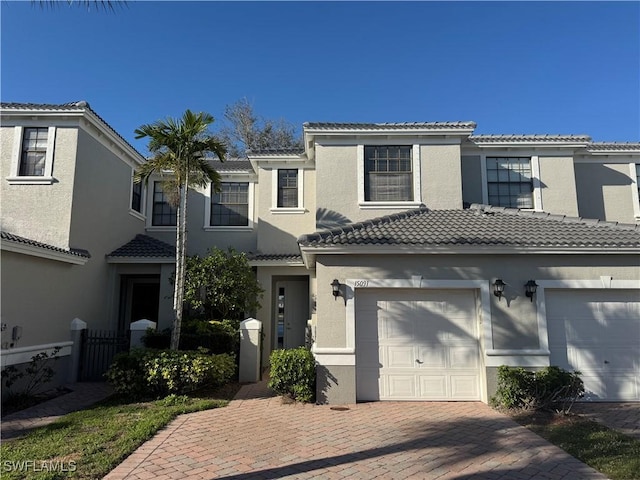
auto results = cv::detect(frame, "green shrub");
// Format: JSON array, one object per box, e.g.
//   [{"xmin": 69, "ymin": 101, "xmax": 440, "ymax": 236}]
[
  {"xmin": 268, "ymin": 347, "xmax": 316, "ymax": 403},
  {"xmin": 142, "ymin": 319, "xmax": 240, "ymax": 355},
  {"xmin": 106, "ymin": 349, "xmax": 236, "ymax": 399},
  {"xmin": 491, "ymin": 365, "xmax": 584, "ymax": 412}
]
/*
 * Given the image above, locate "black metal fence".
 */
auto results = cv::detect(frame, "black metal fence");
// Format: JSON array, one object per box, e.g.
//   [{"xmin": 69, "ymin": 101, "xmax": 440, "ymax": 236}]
[{"xmin": 79, "ymin": 329, "xmax": 129, "ymax": 381}]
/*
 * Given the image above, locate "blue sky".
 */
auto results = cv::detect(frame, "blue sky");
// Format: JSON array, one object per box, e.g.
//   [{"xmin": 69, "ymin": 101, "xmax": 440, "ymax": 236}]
[{"xmin": 2, "ymin": 1, "xmax": 639, "ymax": 153}]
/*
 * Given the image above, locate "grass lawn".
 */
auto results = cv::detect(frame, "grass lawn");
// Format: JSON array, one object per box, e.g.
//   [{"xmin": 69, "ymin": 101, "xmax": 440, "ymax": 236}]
[
  {"xmin": 511, "ymin": 410, "xmax": 640, "ymax": 480},
  {"xmin": 1, "ymin": 383, "xmax": 240, "ymax": 480}
]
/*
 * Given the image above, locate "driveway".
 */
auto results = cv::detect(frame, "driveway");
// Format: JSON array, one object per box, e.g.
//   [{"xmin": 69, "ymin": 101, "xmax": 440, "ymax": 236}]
[{"xmin": 106, "ymin": 382, "xmax": 608, "ymax": 480}]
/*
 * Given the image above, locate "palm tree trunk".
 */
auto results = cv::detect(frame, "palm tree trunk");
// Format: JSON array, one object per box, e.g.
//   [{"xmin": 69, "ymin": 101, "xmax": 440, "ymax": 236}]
[{"xmin": 170, "ymin": 177, "xmax": 189, "ymax": 350}]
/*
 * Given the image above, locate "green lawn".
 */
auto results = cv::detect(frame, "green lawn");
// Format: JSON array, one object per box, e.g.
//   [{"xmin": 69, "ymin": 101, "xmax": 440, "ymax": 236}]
[
  {"xmin": 513, "ymin": 411, "xmax": 640, "ymax": 480},
  {"xmin": 1, "ymin": 384, "xmax": 239, "ymax": 480}
]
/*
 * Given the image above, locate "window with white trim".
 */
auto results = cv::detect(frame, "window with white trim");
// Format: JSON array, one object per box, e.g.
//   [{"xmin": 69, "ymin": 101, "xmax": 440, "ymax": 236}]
[
  {"xmin": 486, "ymin": 157, "xmax": 533, "ymax": 208},
  {"xmin": 152, "ymin": 182, "xmax": 177, "ymax": 226},
  {"xmin": 131, "ymin": 179, "xmax": 143, "ymax": 213},
  {"xmin": 636, "ymin": 164, "xmax": 640, "ymax": 206},
  {"xmin": 277, "ymin": 169, "xmax": 298, "ymax": 208},
  {"xmin": 211, "ymin": 182, "xmax": 249, "ymax": 226},
  {"xmin": 7, "ymin": 126, "xmax": 56, "ymax": 184},
  {"xmin": 364, "ymin": 146, "xmax": 413, "ymax": 201}
]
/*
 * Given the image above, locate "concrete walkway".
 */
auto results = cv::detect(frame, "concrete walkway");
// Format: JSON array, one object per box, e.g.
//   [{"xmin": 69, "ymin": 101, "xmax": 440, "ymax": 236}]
[
  {"xmin": 105, "ymin": 381, "xmax": 609, "ymax": 480},
  {"xmin": 1, "ymin": 382, "xmax": 113, "ymax": 442}
]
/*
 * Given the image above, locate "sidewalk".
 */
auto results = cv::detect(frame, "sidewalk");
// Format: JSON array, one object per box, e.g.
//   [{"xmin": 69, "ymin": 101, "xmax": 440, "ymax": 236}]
[{"xmin": 1, "ymin": 382, "xmax": 113, "ymax": 442}]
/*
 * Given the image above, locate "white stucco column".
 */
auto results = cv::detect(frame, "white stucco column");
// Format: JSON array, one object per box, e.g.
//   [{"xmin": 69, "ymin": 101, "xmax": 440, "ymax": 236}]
[
  {"xmin": 69, "ymin": 317, "xmax": 87, "ymax": 383},
  {"xmin": 130, "ymin": 319, "xmax": 156, "ymax": 350},
  {"xmin": 239, "ymin": 318, "xmax": 262, "ymax": 383}
]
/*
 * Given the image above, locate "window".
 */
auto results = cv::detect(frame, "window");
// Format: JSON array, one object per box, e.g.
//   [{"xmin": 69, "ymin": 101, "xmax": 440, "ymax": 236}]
[
  {"xmin": 486, "ymin": 157, "xmax": 533, "ymax": 208},
  {"xmin": 364, "ymin": 146, "xmax": 413, "ymax": 201},
  {"xmin": 277, "ymin": 169, "xmax": 298, "ymax": 208},
  {"xmin": 20, "ymin": 128, "xmax": 48, "ymax": 176},
  {"xmin": 7, "ymin": 126, "xmax": 56, "ymax": 184},
  {"xmin": 131, "ymin": 180, "xmax": 143, "ymax": 213},
  {"xmin": 152, "ymin": 182, "xmax": 177, "ymax": 226},
  {"xmin": 636, "ymin": 164, "xmax": 640, "ymax": 206},
  {"xmin": 211, "ymin": 182, "xmax": 249, "ymax": 226}
]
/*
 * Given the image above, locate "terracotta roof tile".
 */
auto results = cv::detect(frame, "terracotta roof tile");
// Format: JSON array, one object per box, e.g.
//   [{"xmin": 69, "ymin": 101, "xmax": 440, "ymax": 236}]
[
  {"xmin": 298, "ymin": 206, "xmax": 640, "ymax": 249},
  {"xmin": 108, "ymin": 234, "xmax": 174, "ymax": 258}
]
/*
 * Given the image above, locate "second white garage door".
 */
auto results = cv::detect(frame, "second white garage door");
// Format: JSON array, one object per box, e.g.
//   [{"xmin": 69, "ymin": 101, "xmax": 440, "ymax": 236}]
[{"xmin": 355, "ymin": 289, "xmax": 481, "ymax": 401}]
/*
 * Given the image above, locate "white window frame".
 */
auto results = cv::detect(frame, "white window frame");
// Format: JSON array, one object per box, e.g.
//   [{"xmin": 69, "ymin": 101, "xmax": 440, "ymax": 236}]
[
  {"xmin": 204, "ymin": 180, "xmax": 255, "ymax": 231},
  {"xmin": 630, "ymin": 163, "xmax": 640, "ymax": 221},
  {"xmin": 6, "ymin": 126, "xmax": 57, "ymax": 185},
  {"xmin": 480, "ymin": 154, "xmax": 542, "ymax": 210},
  {"xmin": 271, "ymin": 168, "xmax": 305, "ymax": 214},
  {"xmin": 145, "ymin": 180, "xmax": 177, "ymax": 231},
  {"xmin": 129, "ymin": 169, "xmax": 146, "ymax": 220},
  {"xmin": 357, "ymin": 143, "xmax": 422, "ymax": 209}
]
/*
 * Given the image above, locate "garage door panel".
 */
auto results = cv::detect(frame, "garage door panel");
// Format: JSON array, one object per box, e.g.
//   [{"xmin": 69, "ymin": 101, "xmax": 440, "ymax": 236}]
[
  {"xmin": 387, "ymin": 347, "xmax": 415, "ymax": 368},
  {"xmin": 546, "ymin": 289, "xmax": 640, "ymax": 402},
  {"xmin": 387, "ymin": 375, "xmax": 416, "ymax": 398},
  {"xmin": 356, "ymin": 289, "xmax": 480, "ymax": 401},
  {"xmin": 418, "ymin": 376, "xmax": 448, "ymax": 398}
]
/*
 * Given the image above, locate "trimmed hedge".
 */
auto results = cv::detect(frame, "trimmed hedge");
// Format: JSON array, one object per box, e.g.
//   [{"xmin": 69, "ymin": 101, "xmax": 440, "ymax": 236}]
[
  {"xmin": 491, "ymin": 365, "xmax": 584, "ymax": 412},
  {"xmin": 268, "ymin": 347, "xmax": 316, "ymax": 403},
  {"xmin": 106, "ymin": 348, "xmax": 235, "ymax": 399}
]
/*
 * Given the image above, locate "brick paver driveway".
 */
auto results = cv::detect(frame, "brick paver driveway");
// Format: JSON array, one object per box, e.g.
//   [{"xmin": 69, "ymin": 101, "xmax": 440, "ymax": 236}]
[{"xmin": 106, "ymin": 383, "xmax": 607, "ymax": 480}]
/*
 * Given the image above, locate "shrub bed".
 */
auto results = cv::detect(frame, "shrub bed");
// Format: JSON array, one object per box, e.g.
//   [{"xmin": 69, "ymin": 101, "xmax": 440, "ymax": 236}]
[
  {"xmin": 268, "ymin": 347, "xmax": 315, "ymax": 403},
  {"xmin": 491, "ymin": 365, "xmax": 584, "ymax": 412},
  {"xmin": 106, "ymin": 349, "xmax": 235, "ymax": 399}
]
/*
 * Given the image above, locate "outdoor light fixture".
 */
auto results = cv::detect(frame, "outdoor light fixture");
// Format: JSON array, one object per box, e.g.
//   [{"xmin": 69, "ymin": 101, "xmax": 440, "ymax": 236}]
[
  {"xmin": 524, "ymin": 280, "xmax": 538, "ymax": 302},
  {"xmin": 493, "ymin": 279, "xmax": 506, "ymax": 300},
  {"xmin": 331, "ymin": 279, "xmax": 341, "ymax": 298}
]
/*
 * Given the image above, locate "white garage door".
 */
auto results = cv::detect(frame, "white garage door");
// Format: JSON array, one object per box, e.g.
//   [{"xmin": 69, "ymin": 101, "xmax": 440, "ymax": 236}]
[
  {"xmin": 546, "ymin": 290, "xmax": 640, "ymax": 402},
  {"xmin": 356, "ymin": 289, "xmax": 481, "ymax": 401}
]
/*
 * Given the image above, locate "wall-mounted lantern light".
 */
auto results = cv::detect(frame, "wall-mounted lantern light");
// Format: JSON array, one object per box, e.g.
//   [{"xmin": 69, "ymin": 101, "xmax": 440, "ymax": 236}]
[
  {"xmin": 524, "ymin": 280, "xmax": 538, "ymax": 302},
  {"xmin": 331, "ymin": 279, "xmax": 341, "ymax": 299},
  {"xmin": 493, "ymin": 279, "xmax": 506, "ymax": 300}
]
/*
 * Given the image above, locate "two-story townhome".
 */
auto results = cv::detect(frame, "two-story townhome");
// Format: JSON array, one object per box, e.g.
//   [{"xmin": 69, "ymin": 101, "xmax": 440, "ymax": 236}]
[{"xmin": 2, "ymin": 103, "xmax": 639, "ymax": 404}]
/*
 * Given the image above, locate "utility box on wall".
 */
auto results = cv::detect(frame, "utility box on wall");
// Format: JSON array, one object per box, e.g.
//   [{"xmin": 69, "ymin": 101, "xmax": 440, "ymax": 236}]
[{"xmin": 239, "ymin": 318, "xmax": 262, "ymax": 383}]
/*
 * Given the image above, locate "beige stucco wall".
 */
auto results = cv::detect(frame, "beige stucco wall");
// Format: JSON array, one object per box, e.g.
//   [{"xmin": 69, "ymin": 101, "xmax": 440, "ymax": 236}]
[
  {"xmin": 538, "ymin": 156, "xmax": 579, "ymax": 216},
  {"xmin": 314, "ymin": 253, "xmax": 640, "ymax": 351},
  {"xmin": 421, "ymin": 144, "xmax": 463, "ymax": 210},
  {"xmin": 1, "ymin": 124, "xmax": 78, "ymax": 248},
  {"xmin": 575, "ymin": 162, "xmax": 637, "ymax": 223},
  {"xmin": 255, "ymin": 168, "xmax": 316, "ymax": 254}
]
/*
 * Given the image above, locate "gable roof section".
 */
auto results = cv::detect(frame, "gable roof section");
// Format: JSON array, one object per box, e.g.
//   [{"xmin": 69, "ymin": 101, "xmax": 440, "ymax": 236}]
[
  {"xmin": 298, "ymin": 205, "xmax": 640, "ymax": 265},
  {"xmin": 1, "ymin": 231, "xmax": 90, "ymax": 265},
  {"xmin": 1, "ymin": 101, "xmax": 146, "ymax": 163},
  {"xmin": 107, "ymin": 234, "xmax": 175, "ymax": 263}
]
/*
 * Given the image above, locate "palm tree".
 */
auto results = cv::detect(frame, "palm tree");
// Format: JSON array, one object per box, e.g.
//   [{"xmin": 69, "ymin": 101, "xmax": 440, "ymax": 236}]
[{"xmin": 135, "ymin": 110, "xmax": 226, "ymax": 350}]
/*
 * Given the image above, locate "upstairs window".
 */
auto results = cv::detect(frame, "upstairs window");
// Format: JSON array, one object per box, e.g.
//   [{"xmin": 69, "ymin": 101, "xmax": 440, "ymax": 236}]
[
  {"xmin": 277, "ymin": 169, "xmax": 298, "ymax": 208},
  {"xmin": 152, "ymin": 182, "xmax": 177, "ymax": 226},
  {"xmin": 486, "ymin": 157, "xmax": 533, "ymax": 208},
  {"xmin": 211, "ymin": 182, "xmax": 249, "ymax": 226},
  {"xmin": 20, "ymin": 128, "xmax": 49, "ymax": 176},
  {"xmin": 636, "ymin": 164, "xmax": 640, "ymax": 206},
  {"xmin": 131, "ymin": 180, "xmax": 143, "ymax": 213},
  {"xmin": 364, "ymin": 146, "xmax": 413, "ymax": 202}
]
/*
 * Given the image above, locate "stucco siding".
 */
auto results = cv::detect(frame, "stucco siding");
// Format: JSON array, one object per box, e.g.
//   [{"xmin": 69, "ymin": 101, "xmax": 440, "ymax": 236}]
[
  {"xmin": 1, "ymin": 124, "xmax": 78, "ymax": 248},
  {"xmin": 538, "ymin": 156, "xmax": 579, "ymax": 216},
  {"xmin": 421, "ymin": 144, "xmax": 463, "ymax": 210},
  {"xmin": 575, "ymin": 162, "xmax": 637, "ymax": 223}
]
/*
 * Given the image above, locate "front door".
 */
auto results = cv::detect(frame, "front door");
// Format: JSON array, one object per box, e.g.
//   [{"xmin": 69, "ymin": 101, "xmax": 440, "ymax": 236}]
[{"xmin": 275, "ymin": 279, "xmax": 309, "ymax": 349}]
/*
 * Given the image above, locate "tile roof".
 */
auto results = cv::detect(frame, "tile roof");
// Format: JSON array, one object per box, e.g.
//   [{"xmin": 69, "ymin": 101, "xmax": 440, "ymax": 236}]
[
  {"xmin": 586, "ymin": 142, "xmax": 640, "ymax": 152},
  {"xmin": 469, "ymin": 134, "xmax": 591, "ymax": 143},
  {"xmin": 246, "ymin": 148, "xmax": 305, "ymax": 156},
  {"xmin": 1, "ymin": 231, "xmax": 91, "ymax": 258},
  {"xmin": 247, "ymin": 253, "xmax": 303, "ymax": 262},
  {"xmin": 304, "ymin": 122, "xmax": 476, "ymax": 131},
  {"xmin": 208, "ymin": 160, "xmax": 254, "ymax": 172},
  {"xmin": 297, "ymin": 205, "xmax": 640, "ymax": 250},
  {"xmin": 108, "ymin": 234, "xmax": 175, "ymax": 258},
  {"xmin": 1, "ymin": 101, "xmax": 145, "ymax": 160}
]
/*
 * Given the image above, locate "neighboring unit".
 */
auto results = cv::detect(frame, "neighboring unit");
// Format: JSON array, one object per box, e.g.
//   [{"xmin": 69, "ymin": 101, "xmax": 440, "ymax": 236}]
[{"xmin": 1, "ymin": 104, "xmax": 639, "ymax": 403}]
